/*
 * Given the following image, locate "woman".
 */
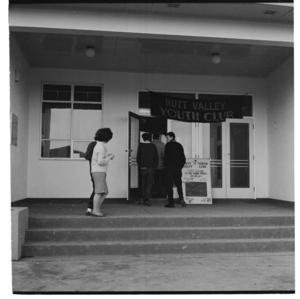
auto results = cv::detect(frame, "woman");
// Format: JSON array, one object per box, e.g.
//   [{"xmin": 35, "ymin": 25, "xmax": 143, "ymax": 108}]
[{"xmin": 91, "ymin": 128, "xmax": 115, "ymax": 217}]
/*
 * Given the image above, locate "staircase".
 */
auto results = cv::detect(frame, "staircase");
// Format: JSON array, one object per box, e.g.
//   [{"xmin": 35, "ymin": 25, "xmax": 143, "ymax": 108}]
[{"xmin": 22, "ymin": 214, "xmax": 294, "ymax": 257}]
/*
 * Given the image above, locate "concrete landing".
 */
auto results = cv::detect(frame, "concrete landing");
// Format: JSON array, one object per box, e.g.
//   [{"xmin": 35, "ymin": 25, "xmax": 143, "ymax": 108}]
[
  {"xmin": 17, "ymin": 198, "xmax": 295, "ymax": 218},
  {"xmin": 12, "ymin": 252, "xmax": 294, "ymax": 294}
]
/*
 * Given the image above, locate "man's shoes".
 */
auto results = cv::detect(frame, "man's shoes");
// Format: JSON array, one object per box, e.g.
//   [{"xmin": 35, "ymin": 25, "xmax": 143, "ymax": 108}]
[
  {"xmin": 85, "ymin": 209, "xmax": 92, "ymax": 216},
  {"xmin": 142, "ymin": 198, "xmax": 151, "ymax": 206},
  {"xmin": 135, "ymin": 200, "xmax": 144, "ymax": 205},
  {"xmin": 165, "ymin": 203, "xmax": 175, "ymax": 208},
  {"xmin": 180, "ymin": 199, "xmax": 187, "ymax": 207}
]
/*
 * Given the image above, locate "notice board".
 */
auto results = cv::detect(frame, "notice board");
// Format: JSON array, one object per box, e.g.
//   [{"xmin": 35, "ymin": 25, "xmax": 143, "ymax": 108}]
[{"xmin": 182, "ymin": 158, "xmax": 212, "ymax": 204}]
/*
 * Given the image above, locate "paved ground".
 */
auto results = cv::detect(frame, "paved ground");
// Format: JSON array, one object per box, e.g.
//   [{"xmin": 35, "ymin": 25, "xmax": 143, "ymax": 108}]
[{"xmin": 12, "ymin": 252, "xmax": 294, "ymax": 294}]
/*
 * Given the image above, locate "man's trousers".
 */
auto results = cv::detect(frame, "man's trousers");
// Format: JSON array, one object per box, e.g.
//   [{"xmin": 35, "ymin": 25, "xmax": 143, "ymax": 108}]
[
  {"xmin": 140, "ymin": 168, "xmax": 155, "ymax": 199},
  {"xmin": 165, "ymin": 167, "xmax": 183, "ymax": 204}
]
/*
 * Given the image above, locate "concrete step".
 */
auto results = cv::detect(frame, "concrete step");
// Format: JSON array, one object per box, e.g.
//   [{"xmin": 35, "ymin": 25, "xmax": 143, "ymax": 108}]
[
  {"xmin": 28, "ymin": 215, "xmax": 294, "ymax": 228},
  {"xmin": 23, "ymin": 214, "xmax": 295, "ymax": 257},
  {"xmin": 22, "ymin": 238, "xmax": 295, "ymax": 257},
  {"xmin": 25, "ymin": 226, "xmax": 294, "ymax": 242}
]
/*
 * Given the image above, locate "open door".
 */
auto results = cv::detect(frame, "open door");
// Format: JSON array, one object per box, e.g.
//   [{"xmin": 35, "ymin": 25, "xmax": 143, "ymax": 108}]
[{"xmin": 127, "ymin": 112, "xmax": 141, "ymax": 200}]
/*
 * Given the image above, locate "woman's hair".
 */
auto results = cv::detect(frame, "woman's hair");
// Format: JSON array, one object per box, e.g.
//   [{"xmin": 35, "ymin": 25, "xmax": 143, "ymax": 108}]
[{"xmin": 95, "ymin": 128, "xmax": 113, "ymax": 142}]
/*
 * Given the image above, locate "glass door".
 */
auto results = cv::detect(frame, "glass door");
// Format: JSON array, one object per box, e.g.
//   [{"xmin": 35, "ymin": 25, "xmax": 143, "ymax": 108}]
[
  {"xmin": 210, "ymin": 122, "xmax": 226, "ymax": 198},
  {"xmin": 225, "ymin": 119, "xmax": 254, "ymax": 198},
  {"xmin": 168, "ymin": 119, "xmax": 254, "ymax": 199},
  {"xmin": 209, "ymin": 119, "xmax": 254, "ymax": 198},
  {"xmin": 127, "ymin": 112, "xmax": 141, "ymax": 200},
  {"xmin": 168, "ymin": 120, "xmax": 193, "ymax": 157}
]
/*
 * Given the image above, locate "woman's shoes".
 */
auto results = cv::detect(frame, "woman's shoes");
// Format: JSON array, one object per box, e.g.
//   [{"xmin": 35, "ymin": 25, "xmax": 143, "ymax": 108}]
[{"xmin": 91, "ymin": 211, "xmax": 105, "ymax": 217}]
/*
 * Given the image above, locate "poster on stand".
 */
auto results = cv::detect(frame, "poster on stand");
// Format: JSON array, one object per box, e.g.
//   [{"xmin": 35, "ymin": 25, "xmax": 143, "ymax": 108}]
[{"xmin": 182, "ymin": 158, "xmax": 212, "ymax": 204}]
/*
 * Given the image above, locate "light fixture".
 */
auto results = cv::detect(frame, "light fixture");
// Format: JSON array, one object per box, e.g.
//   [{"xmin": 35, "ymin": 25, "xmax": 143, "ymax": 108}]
[
  {"xmin": 85, "ymin": 46, "xmax": 95, "ymax": 58},
  {"xmin": 212, "ymin": 53, "xmax": 221, "ymax": 64}
]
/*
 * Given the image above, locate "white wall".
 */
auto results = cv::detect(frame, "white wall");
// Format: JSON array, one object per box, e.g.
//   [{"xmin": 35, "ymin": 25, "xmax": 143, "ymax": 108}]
[
  {"xmin": 267, "ymin": 57, "xmax": 294, "ymax": 202},
  {"xmin": 10, "ymin": 36, "xmax": 30, "ymax": 202},
  {"xmin": 26, "ymin": 68, "xmax": 269, "ymax": 199}
]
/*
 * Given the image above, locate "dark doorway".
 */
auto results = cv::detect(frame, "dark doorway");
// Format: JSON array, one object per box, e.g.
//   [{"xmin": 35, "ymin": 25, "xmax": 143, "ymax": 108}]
[{"xmin": 140, "ymin": 116, "xmax": 167, "ymax": 137}]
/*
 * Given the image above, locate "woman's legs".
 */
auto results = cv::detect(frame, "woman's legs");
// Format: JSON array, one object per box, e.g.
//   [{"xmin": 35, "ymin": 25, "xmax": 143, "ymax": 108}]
[{"xmin": 92, "ymin": 192, "xmax": 107, "ymax": 216}]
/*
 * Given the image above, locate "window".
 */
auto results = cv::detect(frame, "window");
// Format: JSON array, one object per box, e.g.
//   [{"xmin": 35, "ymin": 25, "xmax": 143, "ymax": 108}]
[{"xmin": 41, "ymin": 84, "xmax": 102, "ymax": 159}]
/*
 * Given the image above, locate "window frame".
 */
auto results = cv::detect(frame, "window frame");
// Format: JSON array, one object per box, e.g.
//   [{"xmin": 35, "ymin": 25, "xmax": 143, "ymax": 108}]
[{"xmin": 40, "ymin": 82, "xmax": 103, "ymax": 160}]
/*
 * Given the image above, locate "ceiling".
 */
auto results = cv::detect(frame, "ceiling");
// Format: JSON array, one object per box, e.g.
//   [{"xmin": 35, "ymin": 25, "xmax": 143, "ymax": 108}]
[{"xmin": 10, "ymin": 3, "xmax": 294, "ymax": 78}]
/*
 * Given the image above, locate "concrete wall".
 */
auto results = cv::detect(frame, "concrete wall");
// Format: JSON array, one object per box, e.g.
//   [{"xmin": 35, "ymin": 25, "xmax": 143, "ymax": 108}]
[
  {"xmin": 267, "ymin": 57, "xmax": 294, "ymax": 202},
  {"xmin": 11, "ymin": 207, "xmax": 28, "ymax": 260},
  {"xmin": 26, "ymin": 68, "xmax": 269, "ymax": 199},
  {"xmin": 10, "ymin": 36, "xmax": 30, "ymax": 202}
]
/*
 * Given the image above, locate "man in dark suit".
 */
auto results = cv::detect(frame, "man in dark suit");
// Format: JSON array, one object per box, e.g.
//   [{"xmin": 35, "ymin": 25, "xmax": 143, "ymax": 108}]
[
  {"xmin": 151, "ymin": 133, "xmax": 165, "ymax": 198},
  {"xmin": 164, "ymin": 132, "xmax": 186, "ymax": 208},
  {"xmin": 136, "ymin": 133, "xmax": 158, "ymax": 206}
]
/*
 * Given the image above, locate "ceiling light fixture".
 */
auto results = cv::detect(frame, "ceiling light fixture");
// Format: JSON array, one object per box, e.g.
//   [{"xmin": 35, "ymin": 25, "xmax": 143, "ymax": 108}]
[
  {"xmin": 85, "ymin": 46, "xmax": 95, "ymax": 58},
  {"xmin": 212, "ymin": 53, "xmax": 221, "ymax": 64}
]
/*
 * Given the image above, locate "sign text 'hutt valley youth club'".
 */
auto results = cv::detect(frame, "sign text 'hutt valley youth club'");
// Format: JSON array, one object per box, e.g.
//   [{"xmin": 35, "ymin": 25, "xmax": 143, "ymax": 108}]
[{"xmin": 150, "ymin": 91, "xmax": 245, "ymax": 123}]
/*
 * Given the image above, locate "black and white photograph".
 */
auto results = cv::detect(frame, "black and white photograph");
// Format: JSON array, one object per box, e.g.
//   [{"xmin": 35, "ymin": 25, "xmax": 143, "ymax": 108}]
[{"xmin": 4, "ymin": 0, "xmax": 296, "ymax": 295}]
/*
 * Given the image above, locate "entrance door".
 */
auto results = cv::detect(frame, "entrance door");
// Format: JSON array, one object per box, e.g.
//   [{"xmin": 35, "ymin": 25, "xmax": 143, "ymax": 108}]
[
  {"xmin": 168, "ymin": 118, "xmax": 254, "ymax": 199},
  {"xmin": 127, "ymin": 112, "xmax": 141, "ymax": 200},
  {"xmin": 225, "ymin": 118, "xmax": 254, "ymax": 198},
  {"xmin": 209, "ymin": 118, "xmax": 254, "ymax": 198}
]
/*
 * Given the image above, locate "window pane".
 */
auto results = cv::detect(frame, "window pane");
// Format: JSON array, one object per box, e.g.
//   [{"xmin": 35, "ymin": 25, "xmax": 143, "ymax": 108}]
[
  {"xmin": 74, "ymin": 104, "xmax": 102, "ymax": 110},
  {"xmin": 42, "ymin": 103, "xmax": 71, "ymax": 139},
  {"xmin": 171, "ymin": 121, "xmax": 192, "ymax": 158},
  {"xmin": 74, "ymin": 86, "xmax": 102, "ymax": 102},
  {"xmin": 73, "ymin": 141, "xmax": 92, "ymax": 159},
  {"xmin": 230, "ymin": 123, "xmax": 250, "ymax": 188},
  {"xmin": 139, "ymin": 92, "xmax": 151, "ymax": 114},
  {"xmin": 210, "ymin": 123, "xmax": 222, "ymax": 188},
  {"xmin": 41, "ymin": 140, "xmax": 71, "ymax": 158},
  {"xmin": 72, "ymin": 104, "xmax": 102, "ymax": 140},
  {"xmin": 43, "ymin": 84, "xmax": 71, "ymax": 101},
  {"xmin": 242, "ymin": 96, "xmax": 253, "ymax": 117}
]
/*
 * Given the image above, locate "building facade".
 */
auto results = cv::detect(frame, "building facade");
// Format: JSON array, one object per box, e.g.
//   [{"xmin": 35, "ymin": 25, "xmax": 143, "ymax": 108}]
[{"xmin": 9, "ymin": 3, "xmax": 294, "ymax": 203}]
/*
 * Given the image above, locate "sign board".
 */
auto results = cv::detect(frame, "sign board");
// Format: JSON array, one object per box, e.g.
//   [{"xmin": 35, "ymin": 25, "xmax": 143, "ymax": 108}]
[
  {"xmin": 182, "ymin": 158, "xmax": 212, "ymax": 204},
  {"xmin": 150, "ymin": 91, "xmax": 245, "ymax": 123}
]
